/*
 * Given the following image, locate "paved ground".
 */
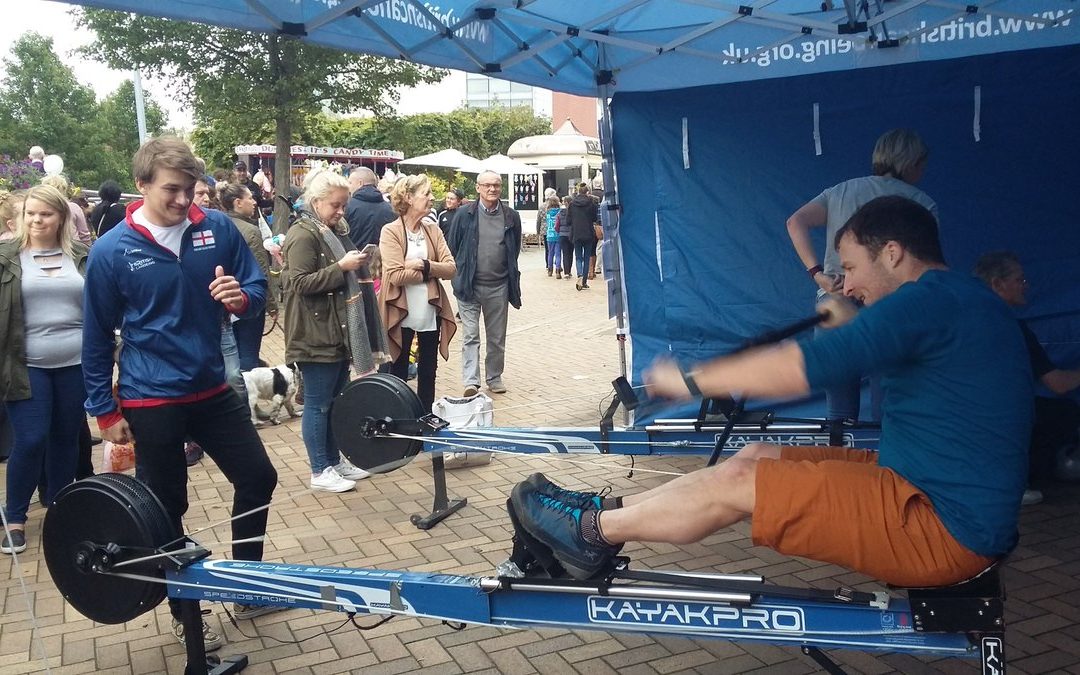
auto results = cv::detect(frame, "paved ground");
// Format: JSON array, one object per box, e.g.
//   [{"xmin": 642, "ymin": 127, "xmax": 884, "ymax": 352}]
[{"xmin": 2, "ymin": 246, "xmax": 1079, "ymax": 674}]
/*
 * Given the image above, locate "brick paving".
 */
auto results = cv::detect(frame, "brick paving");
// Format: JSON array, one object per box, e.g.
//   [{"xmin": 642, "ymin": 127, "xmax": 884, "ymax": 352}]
[{"xmin": 2, "ymin": 246, "xmax": 1078, "ymax": 674}]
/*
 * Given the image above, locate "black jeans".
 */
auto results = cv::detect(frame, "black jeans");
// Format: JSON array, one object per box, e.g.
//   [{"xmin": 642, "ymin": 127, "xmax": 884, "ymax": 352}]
[
  {"xmin": 389, "ymin": 326, "xmax": 440, "ymax": 413},
  {"xmin": 1031, "ymin": 396, "xmax": 1080, "ymax": 486},
  {"xmin": 125, "ymin": 389, "xmax": 278, "ymax": 617},
  {"xmin": 559, "ymin": 236, "xmax": 573, "ymax": 276}
]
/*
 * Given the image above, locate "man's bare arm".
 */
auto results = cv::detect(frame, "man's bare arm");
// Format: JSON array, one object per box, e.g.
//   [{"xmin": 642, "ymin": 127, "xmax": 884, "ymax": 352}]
[{"xmin": 645, "ymin": 341, "xmax": 810, "ymax": 401}]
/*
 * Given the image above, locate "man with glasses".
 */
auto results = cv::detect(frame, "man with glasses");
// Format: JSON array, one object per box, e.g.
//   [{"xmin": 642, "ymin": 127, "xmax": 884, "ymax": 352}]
[
  {"xmin": 446, "ymin": 170, "xmax": 522, "ymax": 396},
  {"xmin": 975, "ymin": 251, "xmax": 1080, "ymax": 505}
]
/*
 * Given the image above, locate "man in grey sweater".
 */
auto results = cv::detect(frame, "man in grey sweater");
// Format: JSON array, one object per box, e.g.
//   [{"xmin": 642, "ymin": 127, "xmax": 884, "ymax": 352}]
[{"xmin": 446, "ymin": 170, "xmax": 522, "ymax": 396}]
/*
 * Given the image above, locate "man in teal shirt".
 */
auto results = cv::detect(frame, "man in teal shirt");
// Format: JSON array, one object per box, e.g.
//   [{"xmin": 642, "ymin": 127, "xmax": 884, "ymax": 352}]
[{"xmin": 512, "ymin": 196, "xmax": 1032, "ymax": 586}]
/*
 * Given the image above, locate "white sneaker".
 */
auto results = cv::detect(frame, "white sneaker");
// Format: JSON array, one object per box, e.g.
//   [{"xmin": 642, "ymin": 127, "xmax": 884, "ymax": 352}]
[
  {"xmin": 333, "ymin": 461, "xmax": 371, "ymax": 481},
  {"xmin": 310, "ymin": 467, "xmax": 356, "ymax": 493},
  {"xmin": 1022, "ymin": 489, "xmax": 1044, "ymax": 506}
]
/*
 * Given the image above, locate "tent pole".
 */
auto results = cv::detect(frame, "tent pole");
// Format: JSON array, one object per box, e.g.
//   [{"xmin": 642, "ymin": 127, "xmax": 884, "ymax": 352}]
[{"xmin": 597, "ymin": 88, "xmax": 629, "ymax": 424}]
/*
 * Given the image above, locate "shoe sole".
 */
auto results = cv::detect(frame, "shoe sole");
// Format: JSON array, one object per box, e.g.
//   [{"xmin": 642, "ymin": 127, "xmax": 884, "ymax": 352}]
[
  {"xmin": 310, "ymin": 483, "xmax": 356, "ymax": 493},
  {"xmin": 509, "ymin": 483, "xmax": 609, "ymax": 580},
  {"xmin": 1, "ymin": 546, "xmax": 27, "ymax": 554}
]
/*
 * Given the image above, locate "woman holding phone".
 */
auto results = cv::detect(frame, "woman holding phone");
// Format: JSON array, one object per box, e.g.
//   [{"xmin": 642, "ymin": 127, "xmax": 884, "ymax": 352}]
[
  {"xmin": 378, "ymin": 175, "xmax": 457, "ymax": 413},
  {"xmin": 282, "ymin": 170, "xmax": 389, "ymax": 493}
]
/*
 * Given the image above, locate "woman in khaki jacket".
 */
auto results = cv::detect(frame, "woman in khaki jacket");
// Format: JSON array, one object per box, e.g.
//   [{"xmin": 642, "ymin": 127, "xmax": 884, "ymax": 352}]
[
  {"xmin": 281, "ymin": 170, "xmax": 375, "ymax": 494},
  {"xmin": 379, "ymin": 175, "xmax": 457, "ymax": 412}
]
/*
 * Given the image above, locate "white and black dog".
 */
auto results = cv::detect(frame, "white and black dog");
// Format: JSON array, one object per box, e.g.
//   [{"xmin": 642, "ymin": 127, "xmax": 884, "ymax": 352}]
[{"xmin": 242, "ymin": 363, "xmax": 302, "ymax": 425}]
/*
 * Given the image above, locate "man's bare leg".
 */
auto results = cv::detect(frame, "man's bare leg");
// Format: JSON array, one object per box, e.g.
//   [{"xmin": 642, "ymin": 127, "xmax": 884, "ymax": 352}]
[
  {"xmin": 600, "ymin": 443, "xmax": 782, "ymax": 544},
  {"xmin": 620, "ymin": 442, "xmax": 783, "ymax": 507}
]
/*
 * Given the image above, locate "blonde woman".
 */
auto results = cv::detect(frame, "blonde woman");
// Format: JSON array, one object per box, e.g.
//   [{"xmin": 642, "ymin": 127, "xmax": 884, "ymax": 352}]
[
  {"xmin": 0, "ymin": 190, "xmax": 26, "ymax": 242},
  {"xmin": 282, "ymin": 170, "xmax": 389, "ymax": 493},
  {"xmin": 379, "ymin": 175, "xmax": 457, "ymax": 412},
  {"xmin": 39, "ymin": 174, "xmax": 92, "ymax": 246},
  {"xmin": 0, "ymin": 185, "xmax": 89, "ymax": 554}
]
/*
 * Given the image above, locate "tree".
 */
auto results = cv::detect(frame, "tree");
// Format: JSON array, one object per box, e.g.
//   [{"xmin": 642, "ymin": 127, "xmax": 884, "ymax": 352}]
[
  {"xmin": 0, "ymin": 33, "xmax": 100, "ymax": 187},
  {"xmin": 91, "ymin": 80, "xmax": 168, "ymax": 189},
  {"xmin": 317, "ymin": 107, "xmax": 552, "ymax": 160},
  {"xmin": 78, "ymin": 9, "xmax": 444, "ymax": 223},
  {"xmin": 0, "ymin": 33, "xmax": 167, "ymax": 190}
]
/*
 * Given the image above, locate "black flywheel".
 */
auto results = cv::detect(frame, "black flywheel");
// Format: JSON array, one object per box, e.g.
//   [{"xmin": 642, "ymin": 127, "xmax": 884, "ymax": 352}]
[
  {"xmin": 42, "ymin": 473, "xmax": 178, "ymax": 624},
  {"xmin": 331, "ymin": 373, "xmax": 425, "ymax": 473}
]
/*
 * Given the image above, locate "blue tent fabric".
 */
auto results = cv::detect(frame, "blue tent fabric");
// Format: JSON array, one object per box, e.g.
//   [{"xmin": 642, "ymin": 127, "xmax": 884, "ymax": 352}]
[
  {"xmin": 56, "ymin": 2, "xmax": 1080, "ymax": 94},
  {"xmin": 614, "ymin": 43, "xmax": 1080, "ymax": 421}
]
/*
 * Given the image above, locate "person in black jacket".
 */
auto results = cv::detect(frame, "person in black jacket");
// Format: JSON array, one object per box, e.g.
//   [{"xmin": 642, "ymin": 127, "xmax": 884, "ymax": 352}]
[
  {"xmin": 566, "ymin": 182, "xmax": 599, "ymax": 290},
  {"xmin": 446, "ymin": 170, "xmax": 522, "ymax": 396},
  {"xmin": 88, "ymin": 180, "xmax": 127, "ymax": 238},
  {"xmin": 345, "ymin": 167, "xmax": 396, "ymax": 249}
]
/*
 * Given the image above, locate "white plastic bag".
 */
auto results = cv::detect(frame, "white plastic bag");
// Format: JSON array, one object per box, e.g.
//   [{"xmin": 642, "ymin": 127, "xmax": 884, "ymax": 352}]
[{"xmin": 432, "ymin": 392, "xmax": 494, "ymax": 468}]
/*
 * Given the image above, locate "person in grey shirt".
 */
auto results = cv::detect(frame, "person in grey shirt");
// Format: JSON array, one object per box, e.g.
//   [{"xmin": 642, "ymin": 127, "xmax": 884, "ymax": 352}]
[
  {"xmin": 786, "ymin": 128, "xmax": 937, "ymax": 422},
  {"xmin": 446, "ymin": 171, "xmax": 522, "ymax": 396}
]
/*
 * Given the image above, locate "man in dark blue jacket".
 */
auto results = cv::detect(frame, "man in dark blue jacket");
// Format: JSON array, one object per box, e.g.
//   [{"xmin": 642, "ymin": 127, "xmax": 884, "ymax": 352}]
[
  {"xmin": 345, "ymin": 167, "xmax": 395, "ymax": 249},
  {"xmin": 83, "ymin": 137, "xmax": 278, "ymax": 651},
  {"xmin": 447, "ymin": 170, "xmax": 522, "ymax": 396}
]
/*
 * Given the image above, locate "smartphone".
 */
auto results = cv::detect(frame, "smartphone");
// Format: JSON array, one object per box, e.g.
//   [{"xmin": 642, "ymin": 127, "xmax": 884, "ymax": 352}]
[{"xmin": 361, "ymin": 243, "xmax": 379, "ymax": 256}]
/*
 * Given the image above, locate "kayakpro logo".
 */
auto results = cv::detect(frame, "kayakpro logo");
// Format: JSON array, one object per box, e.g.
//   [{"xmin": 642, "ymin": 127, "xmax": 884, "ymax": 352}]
[{"xmin": 587, "ymin": 597, "xmax": 805, "ymax": 632}]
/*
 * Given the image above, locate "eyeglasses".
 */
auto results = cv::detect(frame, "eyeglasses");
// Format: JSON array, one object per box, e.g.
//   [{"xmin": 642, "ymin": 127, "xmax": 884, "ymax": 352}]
[{"xmin": 477, "ymin": 183, "xmax": 502, "ymax": 189}]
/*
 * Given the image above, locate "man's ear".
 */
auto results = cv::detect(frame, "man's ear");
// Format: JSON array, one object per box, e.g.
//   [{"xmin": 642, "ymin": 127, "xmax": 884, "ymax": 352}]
[
  {"xmin": 883, "ymin": 240, "xmax": 904, "ymax": 269},
  {"xmin": 135, "ymin": 179, "xmax": 148, "ymax": 196}
]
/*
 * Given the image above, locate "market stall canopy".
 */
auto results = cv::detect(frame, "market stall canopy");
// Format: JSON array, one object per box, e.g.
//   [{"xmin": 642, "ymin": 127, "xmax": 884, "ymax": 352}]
[
  {"xmin": 507, "ymin": 119, "xmax": 602, "ymax": 170},
  {"xmin": 398, "ymin": 148, "xmax": 484, "ymax": 173},
  {"xmin": 51, "ymin": 2, "xmax": 1080, "ymax": 95},
  {"xmin": 475, "ymin": 154, "xmax": 539, "ymax": 175}
]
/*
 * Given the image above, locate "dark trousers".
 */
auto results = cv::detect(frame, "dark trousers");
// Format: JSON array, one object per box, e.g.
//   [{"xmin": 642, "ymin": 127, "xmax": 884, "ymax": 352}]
[
  {"xmin": 232, "ymin": 311, "xmax": 266, "ymax": 372},
  {"xmin": 390, "ymin": 327, "xmax": 440, "ymax": 413},
  {"xmin": 4, "ymin": 365, "xmax": 85, "ymax": 524},
  {"xmin": 77, "ymin": 418, "xmax": 95, "ymax": 480},
  {"xmin": 124, "ymin": 389, "xmax": 277, "ymax": 617},
  {"xmin": 1031, "ymin": 396, "xmax": 1080, "ymax": 486},
  {"xmin": 559, "ymin": 236, "xmax": 573, "ymax": 275}
]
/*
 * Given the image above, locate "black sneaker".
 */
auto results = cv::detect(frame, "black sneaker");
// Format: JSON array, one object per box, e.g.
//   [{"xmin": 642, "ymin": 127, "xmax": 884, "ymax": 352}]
[
  {"xmin": 525, "ymin": 473, "xmax": 605, "ymax": 510},
  {"xmin": 1, "ymin": 529, "xmax": 26, "ymax": 554},
  {"xmin": 510, "ymin": 480, "xmax": 620, "ymax": 580}
]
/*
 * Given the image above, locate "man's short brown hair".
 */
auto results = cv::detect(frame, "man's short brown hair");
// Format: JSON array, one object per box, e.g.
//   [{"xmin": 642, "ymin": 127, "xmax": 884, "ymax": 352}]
[{"xmin": 133, "ymin": 136, "xmax": 202, "ymax": 184}]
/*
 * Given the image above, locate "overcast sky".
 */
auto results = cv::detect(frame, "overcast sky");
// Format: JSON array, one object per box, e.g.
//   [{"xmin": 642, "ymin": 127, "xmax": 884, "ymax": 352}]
[{"xmin": 0, "ymin": 0, "xmax": 474, "ymax": 135}]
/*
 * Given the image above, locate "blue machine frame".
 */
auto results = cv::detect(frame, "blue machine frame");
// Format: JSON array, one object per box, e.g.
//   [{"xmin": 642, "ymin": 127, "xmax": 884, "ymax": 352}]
[{"xmin": 166, "ymin": 559, "xmax": 984, "ymax": 658}]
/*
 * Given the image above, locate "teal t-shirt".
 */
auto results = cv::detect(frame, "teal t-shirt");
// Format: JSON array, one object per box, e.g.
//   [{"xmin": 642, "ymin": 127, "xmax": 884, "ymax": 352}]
[{"xmin": 799, "ymin": 269, "xmax": 1032, "ymax": 557}]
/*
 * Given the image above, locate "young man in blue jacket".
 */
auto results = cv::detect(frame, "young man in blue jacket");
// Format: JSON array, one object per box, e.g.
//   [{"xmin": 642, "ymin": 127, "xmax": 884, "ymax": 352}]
[{"xmin": 82, "ymin": 137, "xmax": 278, "ymax": 651}]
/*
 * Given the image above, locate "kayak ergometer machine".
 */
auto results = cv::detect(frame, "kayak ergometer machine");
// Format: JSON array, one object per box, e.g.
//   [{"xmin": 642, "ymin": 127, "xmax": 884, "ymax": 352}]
[{"xmin": 41, "ymin": 317, "xmax": 1008, "ymax": 675}]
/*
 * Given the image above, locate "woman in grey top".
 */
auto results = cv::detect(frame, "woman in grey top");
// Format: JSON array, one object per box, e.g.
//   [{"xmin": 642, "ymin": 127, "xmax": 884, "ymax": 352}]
[
  {"xmin": 785, "ymin": 129, "xmax": 937, "ymax": 422},
  {"xmin": 0, "ymin": 184, "xmax": 89, "ymax": 555}
]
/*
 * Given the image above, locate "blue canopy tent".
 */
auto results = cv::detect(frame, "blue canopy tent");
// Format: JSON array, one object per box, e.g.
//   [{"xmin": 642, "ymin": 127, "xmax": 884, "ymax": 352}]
[{"xmin": 56, "ymin": 0, "xmax": 1080, "ymax": 420}]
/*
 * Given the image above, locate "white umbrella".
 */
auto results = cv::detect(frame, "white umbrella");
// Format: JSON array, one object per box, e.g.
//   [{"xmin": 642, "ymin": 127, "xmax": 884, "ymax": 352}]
[
  {"xmin": 476, "ymin": 153, "xmax": 540, "ymax": 175},
  {"xmin": 398, "ymin": 148, "xmax": 484, "ymax": 174}
]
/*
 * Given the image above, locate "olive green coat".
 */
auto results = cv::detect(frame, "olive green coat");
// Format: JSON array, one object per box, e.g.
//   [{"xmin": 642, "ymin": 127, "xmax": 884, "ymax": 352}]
[{"xmin": 281, "ymin": 214, "xmax": 353, "ymax": 363}]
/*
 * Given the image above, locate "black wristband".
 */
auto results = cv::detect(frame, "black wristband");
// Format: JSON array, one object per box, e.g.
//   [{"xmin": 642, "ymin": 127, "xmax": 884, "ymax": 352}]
[
  {"xmin": 807, "ymin": 264, "xmax": 824, "ymax": 278},
  {"xmin": 421, "ymin": 259, "xmax": 431, "ymax": 281},
  {"xmin": 680, "ymin": 367, "xmax": 702, "ymax": 398}
]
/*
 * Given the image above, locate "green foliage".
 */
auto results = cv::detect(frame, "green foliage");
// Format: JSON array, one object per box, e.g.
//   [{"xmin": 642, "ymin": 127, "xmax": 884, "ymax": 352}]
[
  {"xmin": 316, "ymin": 107, "xmax": 550, "ymax": 160},
  {"xmin": 0, "ymin": 33, "xmax": 164, "ymax": 190},
  {"xmin": 78, "ymin": 9, "xmax": 444, "ymax": 175}
]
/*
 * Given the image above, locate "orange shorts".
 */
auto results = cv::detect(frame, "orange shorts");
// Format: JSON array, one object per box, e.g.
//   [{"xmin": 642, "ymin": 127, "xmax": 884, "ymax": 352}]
[{"xmin": 751, "ymin": 446, "xmax": 994, "ymax": 587}]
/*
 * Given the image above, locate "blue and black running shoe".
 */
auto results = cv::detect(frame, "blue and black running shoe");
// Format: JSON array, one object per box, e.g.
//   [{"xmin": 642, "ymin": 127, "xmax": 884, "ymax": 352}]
[
  {"xmin": 524, "ymin": 473, "xmax": 607, "ymax": 511},
  {"xmin": 511, "ymin": 478, "xmax": 620, "ymax": 580}
]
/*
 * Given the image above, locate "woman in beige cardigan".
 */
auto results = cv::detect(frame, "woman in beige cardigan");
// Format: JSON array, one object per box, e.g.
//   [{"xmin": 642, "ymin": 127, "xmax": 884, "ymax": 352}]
[{"xmin": 379, "ymin": 174, "xmax": 457, "ymax": 412}]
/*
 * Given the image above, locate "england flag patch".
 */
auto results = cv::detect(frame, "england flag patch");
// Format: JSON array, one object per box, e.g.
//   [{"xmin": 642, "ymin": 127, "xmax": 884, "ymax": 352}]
[{"xmin": 192, "ymin": 230, "xmax": 216, "ymax": 250}]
